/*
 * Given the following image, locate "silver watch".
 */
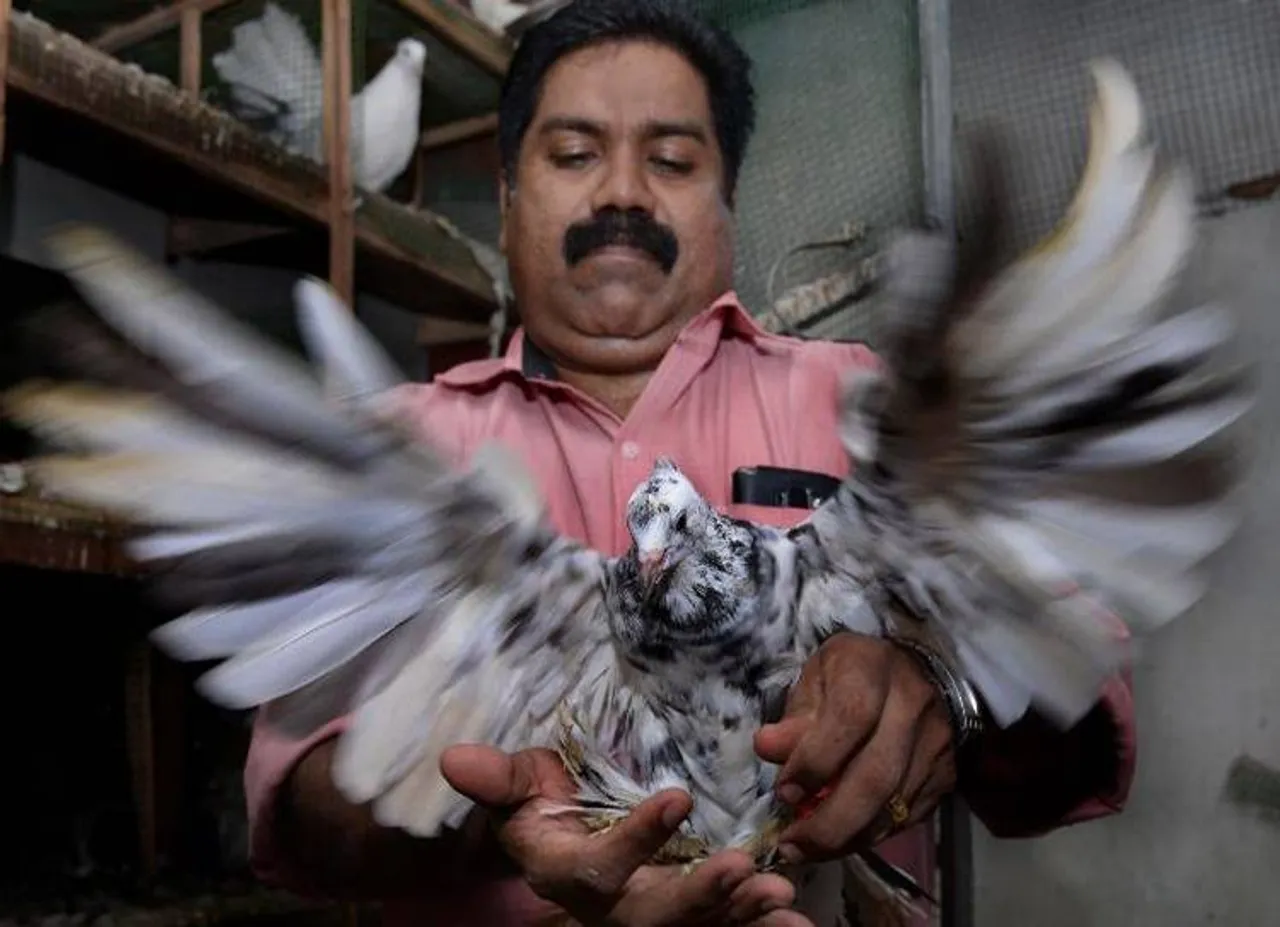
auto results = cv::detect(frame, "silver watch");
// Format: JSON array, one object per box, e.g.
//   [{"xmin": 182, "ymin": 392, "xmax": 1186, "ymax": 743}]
[{"xmin": 891, "ymin": 637, "xmax": 986, "ymax": 747}]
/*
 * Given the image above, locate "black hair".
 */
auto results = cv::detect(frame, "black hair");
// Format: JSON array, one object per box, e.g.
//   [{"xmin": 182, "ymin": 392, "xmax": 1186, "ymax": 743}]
[{"xmin": 497, "ymin": 0, "xmax": 757, "ymax": 201}]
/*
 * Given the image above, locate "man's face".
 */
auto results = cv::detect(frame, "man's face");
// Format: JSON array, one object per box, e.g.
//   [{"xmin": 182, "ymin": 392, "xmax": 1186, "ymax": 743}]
[{"xmin": 501, "ymin": 40, "xmax": 737, "ymax": 376}]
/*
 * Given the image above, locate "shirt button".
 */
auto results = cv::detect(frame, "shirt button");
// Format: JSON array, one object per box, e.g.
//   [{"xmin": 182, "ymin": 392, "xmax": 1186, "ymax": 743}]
[{"xmin": 620, "ymin": 441, "xmax": 640, "ymax": 460}]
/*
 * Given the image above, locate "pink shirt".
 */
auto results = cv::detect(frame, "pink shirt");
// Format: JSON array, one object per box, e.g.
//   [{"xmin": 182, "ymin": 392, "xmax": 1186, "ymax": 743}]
[{"xmin": 243, "ymin": 293, "xmax": 1136, "ymax": 924}]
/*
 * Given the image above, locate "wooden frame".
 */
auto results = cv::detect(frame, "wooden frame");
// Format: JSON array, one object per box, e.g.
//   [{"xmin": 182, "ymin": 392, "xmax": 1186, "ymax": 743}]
[
  {"xmin": 0, "ymin": 0, "xmax": 9, "ymax": 164},
  {"xmin": 5, "ymin": 9, "xmax": 498, "ymax": 320},
  {"xmin": 76, "ymin": 0, "xmax": 510, "ymax": 314}
]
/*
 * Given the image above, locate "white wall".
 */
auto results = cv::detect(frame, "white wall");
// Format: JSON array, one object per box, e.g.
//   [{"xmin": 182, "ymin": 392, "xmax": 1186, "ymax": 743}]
[{"xmin": 972, "ymin": 199, "xmax": 1280, "ymax": 927}]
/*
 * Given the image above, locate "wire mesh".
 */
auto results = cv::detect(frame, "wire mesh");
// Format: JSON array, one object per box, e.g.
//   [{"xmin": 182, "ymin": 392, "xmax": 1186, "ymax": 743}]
[
  {"xmin": 83, "ymin": 0, "xmax": 500, "ymax": 204},
  {"xmin": 951, "ymin": 0, "xmax": 1280, "ymax": 261},
  {"xmin": 692, "ymin": 0, "xmax": 922, "ymax": 344}
]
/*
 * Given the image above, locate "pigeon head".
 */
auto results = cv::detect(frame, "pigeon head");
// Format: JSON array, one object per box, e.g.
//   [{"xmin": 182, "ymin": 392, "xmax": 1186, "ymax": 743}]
[
  {"xmin": 394, "ymin": 38, "xmax": 428, "ymax": 72},
  {"xmin": 625, "ymin": 457, "xmax": 709, "ymax": 587},
  {"xmin": 618, "ymin": 457, "xmax": 758, "ymax": 639}
]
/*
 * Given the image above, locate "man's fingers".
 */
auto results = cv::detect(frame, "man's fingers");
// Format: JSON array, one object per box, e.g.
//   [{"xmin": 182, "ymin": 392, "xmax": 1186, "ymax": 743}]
[
  {"xmin": 662, "ymin": 851, "xmax": 756, "ymax": 919},
  {"xmin": 440, "ymin": 743, "xmax": 542, "ymax": 809},
  {"xmin": 751, "ymin": 912, "xmax": 817, "ymax": 927},
  {"xmin": 779, "ymin": 688, "xmax": 921, "ymax": 859},
  {"xmin": 753, "ymin": 715, "xmax": 809, "ymax": 764},
  {"xmin": 893, "ymin": 714, "xmax": 954, "ymax": 829},
  {"xmin": 726, "ymin": 872, "xmax": 798, "ymax": 923},
  {"xmin": 773, "ymin": 687, "xmax": 883, "ymax": 799},
  {"xmin": 588, "ymin": 789, "xmax": 693, "ymax": 890},
  {"xmin": 609, "ymin": 850, "xmax": 754, "ymax": 925}
]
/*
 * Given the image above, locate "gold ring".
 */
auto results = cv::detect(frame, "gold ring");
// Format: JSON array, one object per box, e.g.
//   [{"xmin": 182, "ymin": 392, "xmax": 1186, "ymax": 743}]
[{"xmin": 886, "ymin": 793, "xmax": 910, "ymax": 827}]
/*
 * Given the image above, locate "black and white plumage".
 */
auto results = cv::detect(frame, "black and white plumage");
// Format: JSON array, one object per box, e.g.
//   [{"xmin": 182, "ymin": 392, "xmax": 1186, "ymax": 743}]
[
  {"xmin": 2, "ymin": 61, "xmax": 1252, "ymax": 924},
  {"xmin": 211, "ymin": 2, "xmax": 426, "ymax": 193}
]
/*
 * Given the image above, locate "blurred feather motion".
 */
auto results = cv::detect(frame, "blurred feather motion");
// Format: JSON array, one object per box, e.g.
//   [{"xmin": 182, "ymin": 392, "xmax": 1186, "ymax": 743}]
[
  {"xmin": 2, "ymin": 60, "xmax": 1253, "ymax": 927},
  {"xmin": 211, "ymin": 1, "xmax": 426, "ymax": 193}
]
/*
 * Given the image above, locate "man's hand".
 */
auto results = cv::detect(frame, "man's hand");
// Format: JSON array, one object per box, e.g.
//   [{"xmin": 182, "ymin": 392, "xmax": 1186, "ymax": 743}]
[
  {"xmin": 441, "ymin": 744, "xmax": 814, "ymax": 927},
  {"xmin": 754, "ymin": 632, "xmax": 957, "ymax": 863}
]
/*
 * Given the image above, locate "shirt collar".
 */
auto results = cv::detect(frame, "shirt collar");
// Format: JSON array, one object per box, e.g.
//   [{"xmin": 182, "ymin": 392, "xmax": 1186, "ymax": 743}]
[{"xmin": 433, "ymin": 290, "xmax": 778, "ymax": 390}]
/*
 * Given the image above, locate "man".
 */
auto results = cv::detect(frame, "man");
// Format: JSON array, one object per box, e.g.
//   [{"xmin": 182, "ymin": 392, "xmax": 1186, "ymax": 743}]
[{"xmin": 242, "ymin": 1, "xmax": 1136, "ymax": 924}]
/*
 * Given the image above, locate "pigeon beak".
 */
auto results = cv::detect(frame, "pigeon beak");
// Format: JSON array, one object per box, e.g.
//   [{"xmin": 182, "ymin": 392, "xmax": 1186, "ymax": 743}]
[{"xmin": 638, "ymin": 550, "xmax": 664, "ymax": 587}]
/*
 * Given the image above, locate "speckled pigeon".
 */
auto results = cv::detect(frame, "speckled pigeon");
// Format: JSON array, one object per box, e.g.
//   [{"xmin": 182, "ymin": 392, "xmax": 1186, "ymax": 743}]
[{"xmin": 3, "ymin": 60, "xmax": 1251, "ymax": 925}]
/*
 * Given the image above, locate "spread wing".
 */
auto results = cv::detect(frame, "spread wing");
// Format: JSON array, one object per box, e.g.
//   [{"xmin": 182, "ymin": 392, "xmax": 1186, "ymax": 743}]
[
  {"xmin": 3, "ymin": 226, "xmax": 620, "ymax": 837},
  {"xmin": 802, "ymin": 59, "xmax": 1253, "ymax": 728}
]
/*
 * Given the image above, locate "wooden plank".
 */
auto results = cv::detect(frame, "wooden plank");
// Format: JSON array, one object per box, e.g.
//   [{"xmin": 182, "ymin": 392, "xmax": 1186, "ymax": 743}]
[
  {"xmin": 392, "ymin": 0, "xmax": 512, "ymax": 77},
  {"xmin": 179, "ymin": 5, "xmax": 202, "ymax": 95},
  {"xmin": 0, "ymin": 492, "xmax": 138, "ymax": 576},
  {"xmin": 322, "ymin": 0, "xmax": 355, "ymax": 306},
  {"xmin": 425, "ymin": 337, "xmax": 491, "ymax": 379},
  {"xmin": 417, "ymin": 315, "xmax": 491, "ymax": 344},
  {"xmin": 93, "ymin": 0, "xmax": 239, "ymax": 54},
  {"xmin": 165, "ymin": 216, "xmax": 292, "ymax": 256},
  {"xmin": 6, "ymin": 11, "xmax": 497, "ymax": 318},
  {"xmin": 123, "ymin": 639, "xmax": 157, "ymax": 877},
  {"xmin": 0, "ymin": 0, "xmax": 9, "ymax": 164},
  {"xmin": 420, "ymin": 111, "xmax": 498, "ymax": 152}
]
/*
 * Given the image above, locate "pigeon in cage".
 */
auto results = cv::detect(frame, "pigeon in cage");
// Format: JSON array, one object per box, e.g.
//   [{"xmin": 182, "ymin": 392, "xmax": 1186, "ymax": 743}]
[
  {"xmin": 471, "ymin": 0, "xmax": 576, "ymax": 40},
  {"xmin": 470, "ymin": 0, "xmax": 529, "ymax": 35},
  {"xmin": 2, "ymin": 60, "xmax": 1253, "ymax": 925},
  {"xmin": 211, "ymin": 1, "xmax": 426, "ymax": 195}
]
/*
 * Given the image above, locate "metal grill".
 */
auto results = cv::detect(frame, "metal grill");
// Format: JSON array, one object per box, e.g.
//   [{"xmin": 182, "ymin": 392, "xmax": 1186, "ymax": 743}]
[
  {"xmin": 694, "ymin": 0, "xmax": 923, "ymax": 344},
  {"xmin": 950, "ymin": 0, "xmax": 1280, "ymax": 258}
]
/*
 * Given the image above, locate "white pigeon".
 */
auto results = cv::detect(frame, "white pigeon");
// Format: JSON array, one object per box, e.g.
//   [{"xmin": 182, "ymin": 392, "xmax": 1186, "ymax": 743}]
[
  {"xmin": 212, "ymin": 1, "xmax": 426, "ymax": 194},
  {"xmin": 471, "ymin": 0, "xmax": 529, "ymax": 35},
  {"xmin": 3, "ymin": 61, "xmax": 1253, "ymax": 926}
]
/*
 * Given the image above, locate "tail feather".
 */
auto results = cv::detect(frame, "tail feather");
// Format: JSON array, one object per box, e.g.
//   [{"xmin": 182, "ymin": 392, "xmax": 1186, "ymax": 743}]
[
  {"xmin": 819, "ymin": 60, "xmax": 1252, "ymax": 729},
  {"xmin": 196, "ymin": 573, "xmax": 427, "ymax": 709},
  {"xmin": 212, "ymin": 1, "xmax": 323, "ymax": 140},
  {"xmin": 294, "ymin": 278, "xmax": 406, "ymax": 403}
]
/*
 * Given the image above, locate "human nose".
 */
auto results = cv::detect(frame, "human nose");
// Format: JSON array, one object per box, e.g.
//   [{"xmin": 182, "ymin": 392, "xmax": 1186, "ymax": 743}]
[{"xmin": 589, "ymin": 149, "xmax": 657, "ymax": 215}]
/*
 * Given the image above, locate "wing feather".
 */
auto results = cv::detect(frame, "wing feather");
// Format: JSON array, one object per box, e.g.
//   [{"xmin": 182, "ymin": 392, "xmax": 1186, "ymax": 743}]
[
  {"xmin": 803, "ymin": 59, "xmax": 1253, "ymax": 728},
  {"xmin": 4, "ymin": 227, "xmax": 618, "ymax": 838}
]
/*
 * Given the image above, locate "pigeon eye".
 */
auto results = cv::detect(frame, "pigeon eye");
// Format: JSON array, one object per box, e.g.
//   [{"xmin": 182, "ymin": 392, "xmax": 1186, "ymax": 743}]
[{"xmin": 673, "ymin": 512, "xmax": 688, "ymax": 533}]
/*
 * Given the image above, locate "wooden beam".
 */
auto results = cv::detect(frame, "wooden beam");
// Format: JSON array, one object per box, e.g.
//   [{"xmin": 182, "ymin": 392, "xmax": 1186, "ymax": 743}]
[
  {"xmin": 165, "ymin": 216, "xmax": 293, "ymax": 258},
  {"xmin": 420, "ymin": 111, "xmax": 499, "ymax": 152},
  {"xmin": 93, "ymin": 0, "xmax": 240, "ymax": 54},
  {"xmin": 417, "ymin": 315, "xmax": 492, "ymax": 345},
  {"xmin": 392, "ymin": 0, "xmax": 512, "ymax": 77},
  {"xmin": 323, "ymin": 0, "xmax": 355, "ymax": 307},
  {"xmin": 7, "ymin": 13, "xmax": 496, "ymax": 318},
  {"xmin": 425, "ymin": 337, "xmax": 492, "ymax": 380},
  {"xmin": 179, "ymin": 5, "xmax": 203, "ymax": 95},
  {"xmin": 124, "ymin": 639, "xmax": 157, "ymax": 878},
  {"xmin": 0, "ymin": 0, "xmax": 9, "ymax": 165}
]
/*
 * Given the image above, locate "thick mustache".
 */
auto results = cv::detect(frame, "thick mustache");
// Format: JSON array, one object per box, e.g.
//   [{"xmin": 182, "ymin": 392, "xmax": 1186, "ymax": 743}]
[{"xmin": 563, "ymin": 209, "xmax": 679, "ymax": 274}]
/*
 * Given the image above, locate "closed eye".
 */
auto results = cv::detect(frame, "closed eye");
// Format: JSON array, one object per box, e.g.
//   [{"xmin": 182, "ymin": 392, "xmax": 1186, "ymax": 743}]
[
  {"xmin": 551, "ymin": 151, "xmax": 595, "ymax": 170},
  {"xmin": 651, "ymin": 157, "xmax": 693, "ymax": 176}
]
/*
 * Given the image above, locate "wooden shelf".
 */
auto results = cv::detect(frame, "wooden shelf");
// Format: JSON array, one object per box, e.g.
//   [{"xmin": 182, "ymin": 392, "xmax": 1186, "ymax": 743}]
[
  {"xmin": 0, "ymin": 490, "xmax": 139, "ymax": 576},
  {"xmin": 391, "ymin": 0, "xmax": 513, "ymax": 77},
  {"xmin": 4, "ymin": 10, "xmax": 499, "ymax": 323}
]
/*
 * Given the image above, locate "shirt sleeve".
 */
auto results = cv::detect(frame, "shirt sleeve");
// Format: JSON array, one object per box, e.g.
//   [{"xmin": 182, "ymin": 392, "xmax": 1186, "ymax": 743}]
[
  {"xmin": 243, "ymin": 712, "xmax": 349, "ymax": 892},
  {"xmin": 957, "ymin": 670, "xmax": 1136, "ymax": 838},
  {"xmin": 241, "ymin": 380, "xmax": 474, "ymax": 891}
]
